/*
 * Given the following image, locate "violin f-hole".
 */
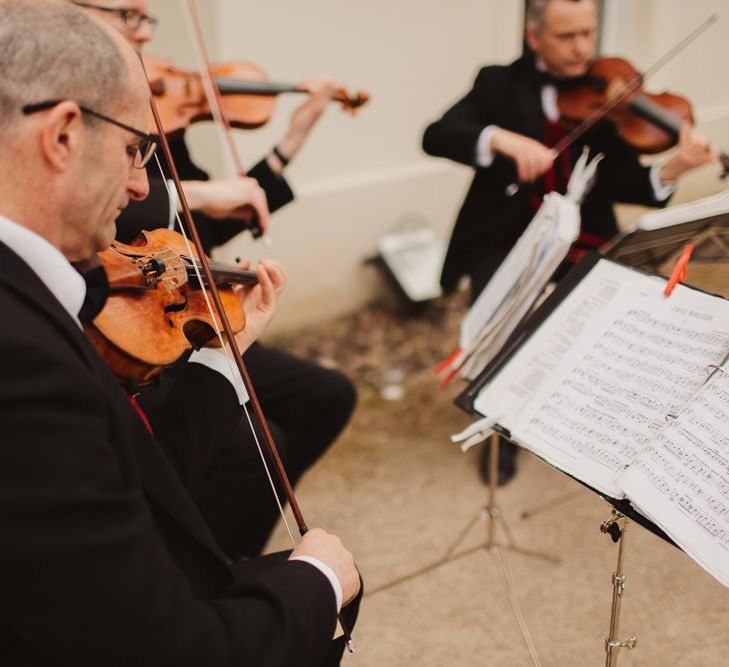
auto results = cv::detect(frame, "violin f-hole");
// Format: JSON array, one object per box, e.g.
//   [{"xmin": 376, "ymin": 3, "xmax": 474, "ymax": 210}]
[{"xmin": 163, "ymin": 292, "xmax": 188, "ymax": 327}]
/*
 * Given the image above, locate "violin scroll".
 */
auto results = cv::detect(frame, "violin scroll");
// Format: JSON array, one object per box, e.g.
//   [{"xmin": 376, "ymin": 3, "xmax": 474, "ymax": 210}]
[{"xmin": 331, "ymin": 88, "xmax": 369, "ymax": 114}]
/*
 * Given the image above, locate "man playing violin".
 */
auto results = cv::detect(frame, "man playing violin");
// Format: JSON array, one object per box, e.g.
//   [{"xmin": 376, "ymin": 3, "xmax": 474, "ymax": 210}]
[
  {"xmin": 71, "ymin": 0, "xmax": 359, "ymax": 559},
  {"xmin": 423, "ymin": 0, "xmax": 718, "ymax": 485},
  {"xmin": 0, "ymin": 1, "xmax": 359, "ymax": 663}
]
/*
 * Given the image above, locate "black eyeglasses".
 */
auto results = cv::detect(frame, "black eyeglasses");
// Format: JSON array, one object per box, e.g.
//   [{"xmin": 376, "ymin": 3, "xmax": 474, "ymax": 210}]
[
  {"xmin": 72, "ymin": 2, "xmax": 158, "ymax": 32},
  {"xmin": 22, "ymin": 100, "xmax": 157, "ymax": 169}
]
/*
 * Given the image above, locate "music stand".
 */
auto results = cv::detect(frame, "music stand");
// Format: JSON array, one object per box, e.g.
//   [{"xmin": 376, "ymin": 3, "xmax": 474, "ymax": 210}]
[{"xmin": 455, "ymin": 252, "xmax": 702, "ymax": 665}]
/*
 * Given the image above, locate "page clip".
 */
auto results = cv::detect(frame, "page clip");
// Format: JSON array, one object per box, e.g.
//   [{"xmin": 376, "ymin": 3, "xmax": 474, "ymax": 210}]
[
  {"xmin": 450, "ymin": 415, "xmax": 503, "ymax": 452},
  {"xmin": 663, "ymin": 243, "xmax": 693, "ymax": 297}
]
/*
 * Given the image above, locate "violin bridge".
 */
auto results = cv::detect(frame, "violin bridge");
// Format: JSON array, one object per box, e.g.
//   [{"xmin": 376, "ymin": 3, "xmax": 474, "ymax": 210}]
[{"xmin": 137, "ymin": 249, "xmax": 188, "ymax": 292}]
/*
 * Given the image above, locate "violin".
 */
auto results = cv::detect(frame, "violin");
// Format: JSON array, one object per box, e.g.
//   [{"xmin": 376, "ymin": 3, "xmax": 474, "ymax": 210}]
[
  {"xmin": 555, "ymin": 56, "xmax": 729, "ymax": 174},
  {"xmin": 84, "ymin": 228, "xmax": 257, "ymax": 387},
  {"xmin": 143, "ymin": 55, "xmax": 370, "ymax": 135}
]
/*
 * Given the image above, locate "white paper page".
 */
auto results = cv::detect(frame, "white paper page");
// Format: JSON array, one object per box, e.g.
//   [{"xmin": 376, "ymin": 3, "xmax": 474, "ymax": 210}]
[
  {"xmin": 460, "ymin": 201, "xmax": 579, "ymax": 380},
  {"xmin": 460, "ymin": 194, "xmax": 578, "ymax": 348},
  {"xmin": 637, "ymin": 189, "xmax": 729, "ymax": 231},
  {"xmin": 473, "ymin": 259, "xmax": 637, "ymax": 424},
  {"xmin": 511, "ymin": 274, "xmax": 729, "ymax": 498},
  {"xmin": 619, "ymin": 369, "xmax": 729, "ymax": 588}
]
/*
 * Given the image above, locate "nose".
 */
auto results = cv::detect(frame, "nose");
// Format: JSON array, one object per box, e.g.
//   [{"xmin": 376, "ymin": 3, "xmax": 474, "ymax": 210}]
[
  {"xmin": 574, "ymin": 33, "xmax": 594, "ymax": 59},
  {"xmin": 128, "ymin": 165, "xmax": 149, "ymax": 201},
  {"xmin": 131, "ymin": 22, "xmax": 153, "ymax": 49}
]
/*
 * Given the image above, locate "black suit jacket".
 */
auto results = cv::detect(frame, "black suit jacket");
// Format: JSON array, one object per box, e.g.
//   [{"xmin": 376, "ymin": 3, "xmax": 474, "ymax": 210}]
[
  {"xmin": 116, "ymin": 133, "xmax": 295, "ymax": 253},
  {"xmin": 0, "ymin": 241, "xmax": 338, "ymax": 665},
  {"xmin": 423, "ymin": 52, "xmax": 668, "ymax": 294}
]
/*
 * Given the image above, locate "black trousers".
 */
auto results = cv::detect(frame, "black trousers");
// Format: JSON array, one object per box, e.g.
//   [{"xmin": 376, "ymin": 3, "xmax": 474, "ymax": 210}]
[
  {"xmin": 190, "ymin": 343, "xmax": 357, "ymax": 556},
  {"xmin": 142, "ymin": 342, "xmax": 357, "ymax": 557},
  {"xmin": 139, "ymin": 343, "xmax": 356, "ymax": 557}
]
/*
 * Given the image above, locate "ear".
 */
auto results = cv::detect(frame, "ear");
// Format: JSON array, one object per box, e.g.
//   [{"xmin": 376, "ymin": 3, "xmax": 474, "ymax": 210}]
[
  {"xmin": 525, "ymin": 26, "xmax": 540, "ymax": 54},
  {"xmin": 38, "ymin": 101, "xmax": 85, "ymax": 173}
]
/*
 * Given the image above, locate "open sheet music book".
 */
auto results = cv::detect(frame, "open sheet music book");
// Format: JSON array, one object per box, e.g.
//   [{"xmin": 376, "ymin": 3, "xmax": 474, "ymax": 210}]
[{"xmin": 472, "ymin": 258, "xmax": 729, "ymax": 586}]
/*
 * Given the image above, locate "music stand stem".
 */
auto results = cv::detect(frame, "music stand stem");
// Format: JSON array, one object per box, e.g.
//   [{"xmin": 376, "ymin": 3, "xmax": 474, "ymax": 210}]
[{"xmin": 601, "ymin": 511, "xmax": 637, "ymax": 666}]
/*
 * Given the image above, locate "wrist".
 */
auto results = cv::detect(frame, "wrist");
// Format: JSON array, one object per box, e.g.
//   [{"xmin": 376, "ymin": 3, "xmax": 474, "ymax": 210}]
[
  {"xmin": 658, "ymin": 164, "xmax": 679, "ymax": 185},
  {"xmin": 272, "ymin": 145, "xmax": 290, "ymax": 167},
  {"xmin": 276, "ymin": 133, "xmax": 303, "ymax": 162}
]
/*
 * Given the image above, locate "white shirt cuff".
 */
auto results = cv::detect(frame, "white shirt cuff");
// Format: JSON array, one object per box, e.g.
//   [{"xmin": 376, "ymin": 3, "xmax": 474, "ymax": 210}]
[
  {"xmin": 649, "ymin": 163, "xmax": 676, "ymax": 202},
  {"xmin": 475, "ymin": 125, "xmax": 498, "ymax": 167},
  {"xmin": 289, "ymin": 555, "xmax": 343, "ymax": 612},
  {"xmin": 167, "ymin": 179, "xmax": 179, "ymax": 230},
  {"xmin": 188, "ymin": 347, "xmax": 249, "ymax": 404}
]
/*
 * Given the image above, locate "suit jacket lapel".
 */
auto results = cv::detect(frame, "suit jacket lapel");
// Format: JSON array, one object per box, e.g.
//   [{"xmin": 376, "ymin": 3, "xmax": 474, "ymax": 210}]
[{"xmin": 0, "ymin": 242, "xmax": 231, "ymax": 567}]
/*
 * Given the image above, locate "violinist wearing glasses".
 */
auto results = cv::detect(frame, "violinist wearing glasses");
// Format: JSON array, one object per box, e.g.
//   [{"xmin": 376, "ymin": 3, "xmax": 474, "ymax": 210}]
[
  {"xmin": 0, "ymin": 1, "xmax": 360, "ymax": 664},
  {"xmin": 422, "ymin": 0, "xmax": 719, "ymax": 486},
  {"xmin": 71, "ymin": 0, "xmax": 359, "ymax": 561}
]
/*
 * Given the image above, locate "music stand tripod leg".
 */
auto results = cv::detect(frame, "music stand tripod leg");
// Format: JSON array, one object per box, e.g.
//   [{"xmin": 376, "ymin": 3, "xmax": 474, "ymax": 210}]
[{"xmin": 601, "ymin": 511, "xmax": 637, "ymax": 667}]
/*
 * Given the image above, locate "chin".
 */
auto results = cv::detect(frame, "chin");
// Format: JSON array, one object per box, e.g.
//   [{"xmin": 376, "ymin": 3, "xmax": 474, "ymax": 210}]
[{"xmin": 95, "ymin": 224, "xmax": 117, "ymax": 253}]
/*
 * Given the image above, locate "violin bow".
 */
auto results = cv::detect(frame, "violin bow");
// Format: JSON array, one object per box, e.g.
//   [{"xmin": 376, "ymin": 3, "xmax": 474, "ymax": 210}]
[
  {"xmin": 141, "ymin": 6, "xmax": 356, "ymax": 651},
  {"xmin": 182, "ymin": 0, "xmax": 263, "ymax": 238}
]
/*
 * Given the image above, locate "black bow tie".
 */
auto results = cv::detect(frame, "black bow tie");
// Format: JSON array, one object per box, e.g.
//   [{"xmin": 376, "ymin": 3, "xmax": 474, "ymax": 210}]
[{"xmin": 73, "ymin": 256, "xmax": 109, "ymax": 322}]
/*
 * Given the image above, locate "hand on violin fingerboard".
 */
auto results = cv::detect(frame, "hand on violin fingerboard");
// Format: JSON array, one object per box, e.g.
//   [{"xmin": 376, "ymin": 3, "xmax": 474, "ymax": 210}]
[
  {"xmin": 182, "ymin": 176, "xmax": 270, "ymax": 234},
  {"xmin": 268, "ymin": 75, "xmax": 338, "ymax": 174},
  {"xmin": 232, "ymin": 259, "xmax": 287, "ymax": 353},
  {"xmin": 659, "ymin": 122, "xmax": 720, "ymax": 183},
  {"xmin": 490, "ymin": 127, "xmax": 556, "ymax": 183}
]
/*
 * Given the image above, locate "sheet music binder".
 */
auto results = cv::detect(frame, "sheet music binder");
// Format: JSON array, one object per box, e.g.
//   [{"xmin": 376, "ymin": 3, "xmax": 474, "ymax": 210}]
[{"xmin": 455, "ymin": 251, "xmax": 729, "ymax": 550}]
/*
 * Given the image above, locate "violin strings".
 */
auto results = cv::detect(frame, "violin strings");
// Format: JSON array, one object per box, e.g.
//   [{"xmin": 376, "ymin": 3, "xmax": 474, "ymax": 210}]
[{"xmin": 153, "ymin": 152, "xmax": 297, "ymax": 548}]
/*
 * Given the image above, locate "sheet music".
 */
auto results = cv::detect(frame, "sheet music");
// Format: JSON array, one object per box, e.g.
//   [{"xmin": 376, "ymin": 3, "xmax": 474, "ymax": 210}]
[
  {"xmin": 619, "ymin": 368, "xmax": 729, "ymax": 588},
  {"xmin": 461, "ymin": 193, "xmax": 578, "ymax": 349},
  {"xmin": 637, "ymin": 189, "xmax": 729, "ymax": 231},
  {"xmin": 510, "ymin": 270, "xmax": 729, "ymax": 498},
  {"xmin": 473, "ymin": 260, "xmax": 638, "ymax": 425},
  {"xmin": 459, "ymin": 193, "xmax": 579, "ymax": 380}
]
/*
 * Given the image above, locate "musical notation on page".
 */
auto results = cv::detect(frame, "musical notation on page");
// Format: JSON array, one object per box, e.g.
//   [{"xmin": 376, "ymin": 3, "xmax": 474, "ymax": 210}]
[
  {"xmin": 619, "ymin": 369, "xmax": 729, "ymax": 587},
  {"xmin": 503, "ymin": 260, "xmax": 729, "ymax": 497}
]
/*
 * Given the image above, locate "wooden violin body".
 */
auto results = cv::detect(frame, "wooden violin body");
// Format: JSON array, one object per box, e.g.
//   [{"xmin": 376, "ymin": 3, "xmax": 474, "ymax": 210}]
[
  {"xmin": 552, "ymin": 56, "xmax": 728, "ymax": 176},
  {"xmin": 557, "ymin": 57, "xmax": 694, "ymax": 153},
  {"xmin": 144, "ymin": 55, "xmax": 369, "ymax": 135},
  {"xmin": 85, "ymin": 228, "xmax": 256, "ymax": 387}
]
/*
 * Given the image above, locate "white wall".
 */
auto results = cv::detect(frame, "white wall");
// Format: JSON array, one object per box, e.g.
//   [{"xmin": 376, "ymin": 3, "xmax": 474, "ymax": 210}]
[{"xmin": 150, "ymin": 1, "xmax": 729, "ymax": 332}]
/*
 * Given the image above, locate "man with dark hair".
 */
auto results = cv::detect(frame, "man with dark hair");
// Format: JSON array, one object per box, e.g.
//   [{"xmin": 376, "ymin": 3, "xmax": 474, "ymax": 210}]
[
  {"xmin": 0, "ymin": 1, "xmax": 359, "ymax": 663},
  {"xmin": 423, "ymin": 0, "xmax": 717, "ymax": 484}
]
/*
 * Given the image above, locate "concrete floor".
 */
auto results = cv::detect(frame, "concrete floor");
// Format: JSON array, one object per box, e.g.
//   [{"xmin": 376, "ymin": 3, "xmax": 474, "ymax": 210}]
[{"xmin": 267, "ymin": 375, "xmax": 729, "ymax": 667}]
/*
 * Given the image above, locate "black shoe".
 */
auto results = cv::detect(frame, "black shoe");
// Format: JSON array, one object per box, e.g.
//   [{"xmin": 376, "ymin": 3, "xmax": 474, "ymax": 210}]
[{"xmin": 478, "ymin": 437, "xmax": 517, "ymax": 486}]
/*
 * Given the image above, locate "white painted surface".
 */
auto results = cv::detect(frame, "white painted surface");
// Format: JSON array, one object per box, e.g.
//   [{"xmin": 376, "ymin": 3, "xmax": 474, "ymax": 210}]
[{"xmin": 150, "ymin": 1, "xmax": 729, "ymax": 332}]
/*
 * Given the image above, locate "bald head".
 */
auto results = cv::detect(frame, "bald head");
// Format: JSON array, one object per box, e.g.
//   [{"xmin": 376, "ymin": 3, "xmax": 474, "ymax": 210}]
[{"xmin": 0, "ymin": 0, "xmax": 145, "ymax": 139}]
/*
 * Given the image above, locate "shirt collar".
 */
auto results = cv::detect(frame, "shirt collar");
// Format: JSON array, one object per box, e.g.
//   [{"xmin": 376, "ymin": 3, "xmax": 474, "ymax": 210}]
[{"xmin": 0, "ymin": 214, "xmax": 86, "ymax": 327}]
